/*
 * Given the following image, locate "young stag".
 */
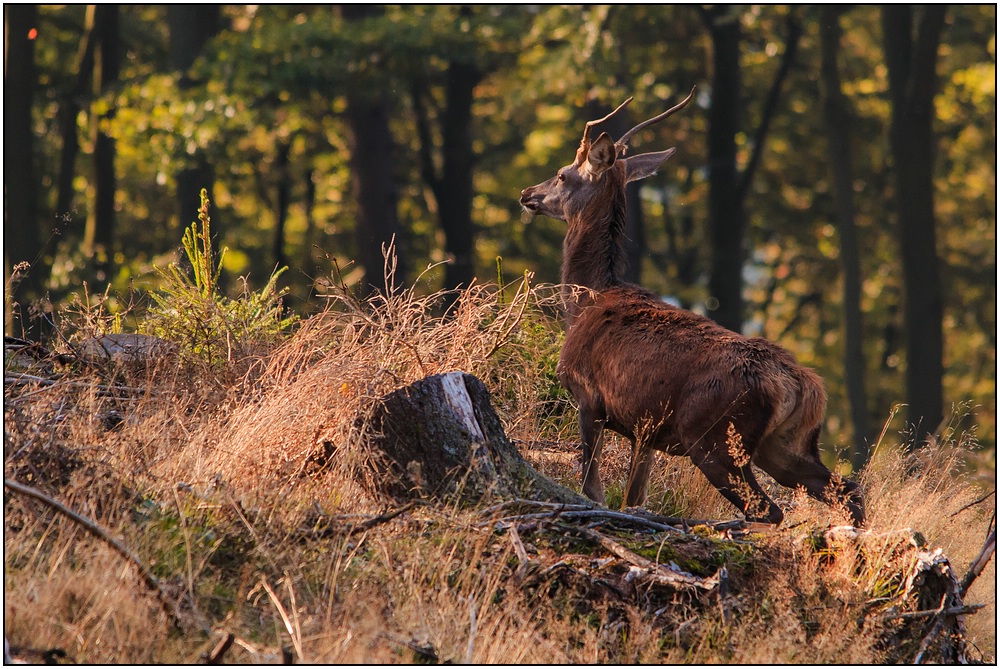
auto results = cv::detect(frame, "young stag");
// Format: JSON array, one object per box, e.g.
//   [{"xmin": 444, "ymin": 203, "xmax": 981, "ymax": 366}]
[{"xmin": 519, "ymin": 90, "xmax": 865, "ymax": 526}]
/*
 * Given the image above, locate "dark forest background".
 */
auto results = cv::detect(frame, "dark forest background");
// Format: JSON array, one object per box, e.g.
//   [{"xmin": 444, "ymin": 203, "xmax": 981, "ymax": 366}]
[{"xmin": 4, "ymin": 5, "xmax": 995, "ymax": 473}]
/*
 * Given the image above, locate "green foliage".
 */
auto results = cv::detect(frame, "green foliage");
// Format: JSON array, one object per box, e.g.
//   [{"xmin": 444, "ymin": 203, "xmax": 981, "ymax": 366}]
[{"xmin": 144, "ymin": 189, "xmax": 295, "ymax": 366}]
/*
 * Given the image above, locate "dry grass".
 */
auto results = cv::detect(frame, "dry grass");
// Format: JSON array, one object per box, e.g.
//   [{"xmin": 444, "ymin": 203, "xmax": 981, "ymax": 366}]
[{"xmin": 4, "ymin": 277, "xmax": 995, "ymax": 664}]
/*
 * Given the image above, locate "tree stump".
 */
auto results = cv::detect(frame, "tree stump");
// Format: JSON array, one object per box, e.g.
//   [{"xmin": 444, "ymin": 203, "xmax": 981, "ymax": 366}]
[
  {"xmin": 355, "ymin": 372, "xmax": 588, "ymax": 507},
  {"xmin": 76, "ymin": 333, "xmax": 177, "ymax": 369}
]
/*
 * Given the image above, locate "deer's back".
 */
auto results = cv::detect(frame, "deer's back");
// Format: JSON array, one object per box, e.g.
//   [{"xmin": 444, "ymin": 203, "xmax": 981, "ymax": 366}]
[{"xmin": 557, "ymin": 286, "xmax": 826, "ymax": 445}]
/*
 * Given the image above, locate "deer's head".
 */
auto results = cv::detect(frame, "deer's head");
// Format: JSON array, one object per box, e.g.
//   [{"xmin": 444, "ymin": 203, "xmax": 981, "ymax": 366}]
[{"xmin": 519, "ymin": 88, "xmax": 695, "ymax": 223}]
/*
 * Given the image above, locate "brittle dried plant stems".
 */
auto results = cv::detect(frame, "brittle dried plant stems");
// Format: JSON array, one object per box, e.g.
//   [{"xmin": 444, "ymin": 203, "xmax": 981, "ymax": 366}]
[
  {"xmin": 3, "ymin": 478, "xmax": 210, "ymax": 635},
  {"xmin": 485, "ymin": 272, "xmax": 534, "ymax": 359}
]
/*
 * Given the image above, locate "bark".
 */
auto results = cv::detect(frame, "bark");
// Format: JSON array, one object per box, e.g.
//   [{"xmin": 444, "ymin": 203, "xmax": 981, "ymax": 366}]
[
  {"xmin": 882, "ymin": 5, "xmax": 947, "ymax": 443},
  {"xmin": 301, "ymin": 168, "xmax": 317, "ymax": 271},
  {"xmin": 4, "ymin": 5, "xmax": 43, "ymax": 338},
  {"xmin": 412, "ymin": 41, "xmax": 482, "ymax": 304},
  {"xmin": 819, "ymin": 6, "xmax": 872, "ymax": 471},
  {"xmin": 438, "ymin": 59, "xmax": 481, "ymax": 295},
  {"xmin": 355, "ymin": 372, "xmax": 588, "ymax": 506},
  {"xmin": 662, "ymin": 170, "xmax": 700, "ymax": 309}
]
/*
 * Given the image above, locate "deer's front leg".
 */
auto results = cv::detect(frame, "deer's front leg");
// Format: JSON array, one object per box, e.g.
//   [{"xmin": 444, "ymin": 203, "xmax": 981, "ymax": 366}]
[{"xmin": 579, "ymin": 408, "xmax": 607, "ymax": 505}]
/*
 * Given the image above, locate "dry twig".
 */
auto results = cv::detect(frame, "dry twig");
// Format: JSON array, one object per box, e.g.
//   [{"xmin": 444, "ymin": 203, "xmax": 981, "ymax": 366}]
[{"xmin": 949, "ymin": 489, "xmax": 995, "ymax": 517}]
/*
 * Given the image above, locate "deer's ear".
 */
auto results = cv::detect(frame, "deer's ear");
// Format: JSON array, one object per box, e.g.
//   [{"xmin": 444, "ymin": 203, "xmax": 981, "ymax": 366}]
[
  {"xmin": 623, "ymin": 148, "xmax": 676, "ymax": 183},
  {"xmin": 586, "ymin": 132, "xmax": 618, "ymax": 176}
]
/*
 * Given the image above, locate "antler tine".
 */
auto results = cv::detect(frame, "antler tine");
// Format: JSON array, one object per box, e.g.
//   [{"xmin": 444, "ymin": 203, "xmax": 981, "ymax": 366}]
[
  {"xmin": 584, "ymin": 96, "xmax": 634, "ymax": 136},
  {"xmin": 576, "ymin": 97, "xmax": 634, "ymax": 164},
  {"xmin": 615, "ymin": 85, "xmax": 697, "ymax": 153}
]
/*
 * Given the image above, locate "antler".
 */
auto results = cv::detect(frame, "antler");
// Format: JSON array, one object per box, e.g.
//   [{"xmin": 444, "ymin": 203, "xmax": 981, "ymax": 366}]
[
  {"xmin": 614, "ymin": 86, "xmax": 697, "ymax": 154},
  {"xmin": 575, "ymin": 97, "xmax": 634, "ymax": 165}
]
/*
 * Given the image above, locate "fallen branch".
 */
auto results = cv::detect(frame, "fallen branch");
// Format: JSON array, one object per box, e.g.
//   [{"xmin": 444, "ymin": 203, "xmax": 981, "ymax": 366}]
[
  {"xmin": 878, "ymin": 604, "xmax": 985, "ymax": 622},
  {"xmin": 559, "ymin": 524, "xmax": 721, "ymax": 591},
  {"xmin": 508, "ymin": 524, "xmax": 530, "ymax": 578},
  {"xmin": 4, "ymin": 477, "xmax": 211, "ymax": 636},
  {"xmin": 912, "ymin": 595, "xmax": 950, "ymax": 665},
  {"xmin": 491, "ymin": 509, "xmax": 685, "ymax": 534},
  {"xmin": 479, "ymin": 498, "xmax": 745, "ymax": 533},
  {"xmin": 377, "ymin": 632, "xmax": 440, "ymax": 663},
  {"xmin": 346, "ymin": 501, "xmax": 419, "ymax": 536},
  {"xmin": 478, "ymin": 499, "xmax": 595, "ymax": 516}
]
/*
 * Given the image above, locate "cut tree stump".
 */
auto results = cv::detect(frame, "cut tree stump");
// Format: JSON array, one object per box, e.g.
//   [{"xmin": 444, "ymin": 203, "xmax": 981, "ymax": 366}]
[
  {"xmin": 77, "ymin": 333, "xmax": 178, "ymax": 369},
  {"xmin": 355, "ymin": 372, "xmax": 589, "ymax": 507}
]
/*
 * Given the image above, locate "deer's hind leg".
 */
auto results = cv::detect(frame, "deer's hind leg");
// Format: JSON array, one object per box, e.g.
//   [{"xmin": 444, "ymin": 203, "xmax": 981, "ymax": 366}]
[
  {"xmin": 688, "ymin": 424, "xmax": 784, "ymax": 525},
  {"xmin": 755, "ymin": 425, "xmax": 866, "ymax": 527}
]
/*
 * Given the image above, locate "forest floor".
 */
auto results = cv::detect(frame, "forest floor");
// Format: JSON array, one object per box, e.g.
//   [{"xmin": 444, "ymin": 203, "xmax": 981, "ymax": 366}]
[{"xmin": 4, "ymin": 277, "xmax": 996, "ymax": 664}]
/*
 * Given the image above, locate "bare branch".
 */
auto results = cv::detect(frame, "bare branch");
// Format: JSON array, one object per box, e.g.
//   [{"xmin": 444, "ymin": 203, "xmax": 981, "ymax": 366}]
[
  {"xmin": 492, "ymin": 508, "xmax": 685, "ymax": 533},
  {"xmin": 558, "ymin": 524, "xmax": 722, "ymax": 591},
  {"xmin": 736, "ymin": 11, "xmax": 802, "ymax": 203}
]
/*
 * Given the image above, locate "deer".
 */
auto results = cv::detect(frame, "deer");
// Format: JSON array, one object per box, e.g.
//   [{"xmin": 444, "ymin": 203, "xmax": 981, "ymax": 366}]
[{"xmin": 519, "ymin": 89, "xmax": 865, "ymax": 527}]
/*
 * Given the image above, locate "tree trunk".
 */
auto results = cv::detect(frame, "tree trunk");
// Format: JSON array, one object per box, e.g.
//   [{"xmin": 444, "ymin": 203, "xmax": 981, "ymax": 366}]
[
  {"xmin": 438, "ymin": 59, "xmax": 481, "ymax": 296},
  {"xmin": 167, "ymin": 7, "xmax": 220, "ymax": 239},
  {"xmin": 819, "ymin": 6, "xmax": 872, "ymax": 471},
  {"xmin": 84, "ymin": 4, "xmax": 120, "ymax": 283},
  {"xmin": 702, "ymin": 6, "xmax": 744, "ymax": 333},
  {"xmin": 700, "ymin": 8, "xmax": 801, "ymax": 334},
  {"xmin": 412, "ymin": 59, "xmax": 482, "ymax": 303},
  {"xmin": 4, "ymin": 5, "xmax": 43, "ymax": 337},
  {"xmin": 342, "ymin": 3, "xmax": 406, "ymax": 294},
  {"xmin": 301, "ymin": 168, "xmax": 317, "ymax": 272},
  {"xmin": 56, "ymin": 6, "xmax": 97, "ymax": 219},
  {"xmin": 355, "ymin": 372, "xmax": 589, "ymax": 506},
  {"xmin": 272, "ymin": 141, "xmax": 290, "ymax": 272},
  {"xmin": 882, "ymin": 5, "xmax": 947, "ymax": 443}
]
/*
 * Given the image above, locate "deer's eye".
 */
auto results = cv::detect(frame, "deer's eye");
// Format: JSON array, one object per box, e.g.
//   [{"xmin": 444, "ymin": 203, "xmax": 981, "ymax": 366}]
[{"xmin": 557, "ymin": 173, "xmax": 566, "ymax": 182}]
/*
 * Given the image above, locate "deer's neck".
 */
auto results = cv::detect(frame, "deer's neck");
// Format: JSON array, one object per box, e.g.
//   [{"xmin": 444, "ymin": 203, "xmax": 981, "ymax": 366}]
[{"xmin": 561, "ymin": 178, "xmax": 628, "ymax": 323}]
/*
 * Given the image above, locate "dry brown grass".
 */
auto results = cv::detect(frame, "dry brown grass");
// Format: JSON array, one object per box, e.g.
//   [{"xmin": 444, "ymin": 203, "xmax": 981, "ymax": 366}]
[{"xmin": 4, "ymin": 276, "xmax": 995, "ymax": 663}]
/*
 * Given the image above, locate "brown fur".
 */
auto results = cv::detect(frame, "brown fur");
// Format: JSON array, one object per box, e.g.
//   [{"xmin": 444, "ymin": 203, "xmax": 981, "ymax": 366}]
[{"xmin": 520, "ymin": 116, "xmax": 865, "ymax": 526}]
